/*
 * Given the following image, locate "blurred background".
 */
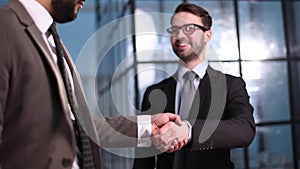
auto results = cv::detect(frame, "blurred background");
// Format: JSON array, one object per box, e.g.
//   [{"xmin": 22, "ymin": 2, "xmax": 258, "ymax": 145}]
[{"xmin": 1, "ymin": 0, "xmax": 300, "ymax": 169}]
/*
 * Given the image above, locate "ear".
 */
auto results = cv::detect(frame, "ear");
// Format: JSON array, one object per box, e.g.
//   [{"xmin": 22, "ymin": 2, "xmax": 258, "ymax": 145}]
[{"xmin": 204, "ymin": 30, "xmax": 212, "ymax": 43}]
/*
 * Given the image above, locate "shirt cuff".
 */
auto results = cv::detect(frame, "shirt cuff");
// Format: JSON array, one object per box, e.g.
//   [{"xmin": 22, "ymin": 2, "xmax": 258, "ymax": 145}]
[
  {"xmin": 137, "ymin": 115, "xmax": 152, "ymax": 147},
  {"xmin": 183, "ymin": 120, "xmax": 192, "ymax": 141}
]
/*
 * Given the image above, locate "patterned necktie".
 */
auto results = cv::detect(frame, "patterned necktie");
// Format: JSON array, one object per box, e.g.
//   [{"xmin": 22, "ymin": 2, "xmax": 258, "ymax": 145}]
[
  {"xmin": 179, "ymin": 71, "xmax": 197, "ymax": 120},
  {"xmin": 48, "ymin": 23, "xmax": 95, "ymax": 169}
]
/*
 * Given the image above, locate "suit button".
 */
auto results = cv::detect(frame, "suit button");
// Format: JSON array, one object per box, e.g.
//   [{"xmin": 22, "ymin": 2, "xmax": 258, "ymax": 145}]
[{"xmin": 62, "ymin": 158, "xmax": 72, "ymax": 167}]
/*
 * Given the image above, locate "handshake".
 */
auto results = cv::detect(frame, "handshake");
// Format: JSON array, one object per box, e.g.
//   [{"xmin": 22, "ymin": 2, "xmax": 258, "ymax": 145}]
[{"xmin": 150, "ymin": 113, "xmax": 189, "ymax": 153}]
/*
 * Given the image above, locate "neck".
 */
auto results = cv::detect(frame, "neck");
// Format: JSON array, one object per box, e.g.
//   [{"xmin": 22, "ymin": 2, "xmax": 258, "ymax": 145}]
[{"xmin": 181, "ymin": 53, "xmax": 206, "ymax": 70}]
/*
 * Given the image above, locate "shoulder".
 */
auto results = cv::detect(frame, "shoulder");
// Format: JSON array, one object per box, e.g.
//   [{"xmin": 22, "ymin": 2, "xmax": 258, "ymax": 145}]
[
  {"xmin": 207, "ymin": 66, "xmax": 247, "ymax": 92},
  {"xmin": 0, "ymin": 5, "xmax": 18, "ymax": 24},
  {"xmin": 207, "ymin": 66, "xmax": 245, "ymax": 83},
  {"xmin": 0, "ymin": 6, "xmax": 24, "ymax": 40}
]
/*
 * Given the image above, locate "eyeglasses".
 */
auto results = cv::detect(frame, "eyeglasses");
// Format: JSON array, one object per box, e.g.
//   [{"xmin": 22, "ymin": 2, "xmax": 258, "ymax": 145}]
[{"xmin": 166, "ymin": 23, "xmax": 209, "ymax": 37}]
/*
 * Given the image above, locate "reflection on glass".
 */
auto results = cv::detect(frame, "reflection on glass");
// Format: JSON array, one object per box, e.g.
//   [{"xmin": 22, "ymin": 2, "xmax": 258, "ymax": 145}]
[
  {"xmin": 136, "ymin": 0, "xmax": 181, "ymax": 13},
  {"xmin": 249, "ymin": 125, "xmax": 293, "ymax": 169},
  {"xmin": 242, "ymin": 61, "xmax": 290, "ymax": 123},
  {"xmin": 231, "ymin": 148, "xmax": 245, "ymax": 169},
  {"xmin": 135, "ymin": 1, "xmax": 180, "ymax": 62},
  {"xmin": 137, "ymin": 63, "xmax": 177, "ymax": 106},
  {"xmin": 209, "ymin": 61, "xmax": 240, "ymax": 77},
  {"xmin": 296, "ymin": 123, "xmax": 300, "ymax": 166},
  {"xmin": 134, "ymin": 9, "xmax": 178, "ymax": 62},
  {"xmin": 238, "ymin": 1, "xmax": 286, "ymax": 59}
]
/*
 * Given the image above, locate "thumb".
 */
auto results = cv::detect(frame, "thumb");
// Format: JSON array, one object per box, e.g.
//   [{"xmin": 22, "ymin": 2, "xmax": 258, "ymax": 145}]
[{"xmin": 173, "ymin": 115, "xmax": 183, "ymax": 126}]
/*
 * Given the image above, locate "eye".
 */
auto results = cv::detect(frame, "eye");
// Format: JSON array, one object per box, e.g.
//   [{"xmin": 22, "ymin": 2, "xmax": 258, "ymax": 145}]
[{"xmin": 185, "ymin": 25, "xmax": 195, "ymax": 32}]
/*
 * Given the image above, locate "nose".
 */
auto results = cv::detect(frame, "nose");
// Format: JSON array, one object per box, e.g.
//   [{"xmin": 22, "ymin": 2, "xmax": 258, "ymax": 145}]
[{"xmin": 175, "ymin": 28, "xmax": 187, "ymax": 39}]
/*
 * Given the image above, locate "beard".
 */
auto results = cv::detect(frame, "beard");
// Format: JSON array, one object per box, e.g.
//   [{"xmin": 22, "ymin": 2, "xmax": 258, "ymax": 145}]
[
  {"xmin": 173, "ymin": 43, "xmax": 205, "ymax": 62},
  {"xmin": 173, "ymin": 35, "xmax": 206, "ymax": 62},
  {"xmin": 51, "ymin": 0, "xmax": 78, "ymax": 23},
  {"xmin": 174, "ymin": 48, "xmax": 198, "ymax": 62}
]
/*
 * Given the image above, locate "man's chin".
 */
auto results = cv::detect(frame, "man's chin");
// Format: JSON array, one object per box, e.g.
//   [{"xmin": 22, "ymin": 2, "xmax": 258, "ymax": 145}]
[
  {"xmin": 178, "ymin": 53, "xmax": 190, "ymax": 61},
  {"xmin": 55, "ymin": 14, "xmax": 77, "ymax": 23}
]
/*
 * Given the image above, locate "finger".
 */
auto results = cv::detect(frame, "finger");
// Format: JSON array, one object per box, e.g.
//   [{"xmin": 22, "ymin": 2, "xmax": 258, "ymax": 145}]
[
  {"xmin": 165, "ymin": 113, "xmax": 181, "ymax": 123},
  {"xmin": 151, "ymin": 114, "xmax": 167, "ymax": 128},
  {"xmin": 153, "ymin": 122, "xmax": 175, "ymax": 145},
  {"xmin": 151, "ymin": 134, "xmax": 170, "ymax": 147},
  {"xmin": 183, "ymin": 137, "xmax": 188, "ymax": 145},
  {"xmin": 151, "ymin": 135, "xmax": 163, "ymax": 146},
  {"xmin": 165, "ymin": 145, "xmax": 174, "ymax": 153},
  {"xmin": 177, "ymin": 137, "xmax": 188, "ymax": 149},
  {"xmin": 157, "ymin": 129, "xmax": 175, "ymax": 146},
  {"xmin": 173, "ymin": 143, "xmax": 180, "ymax": 150},
  {"xmin": 167, "ymin": 146, "xmax": 175, "ymax": 153},
  {"xmin": 157, "ymin": 122, "xmax": 172, "ymax": 135},
  {"xmin": 167, "ymin": 139, "xmax": 180, "ymax": 153},
  {"xmin": 174, "ymin": 116, "xmax": 183, "ymax": 126},
  {"xmin": 155, "ymin": 141, "xmax": 172, "ymax": 152},
  {"xmin": 177, "ymin": 141, "xmax": 184, "ymax": 150}
]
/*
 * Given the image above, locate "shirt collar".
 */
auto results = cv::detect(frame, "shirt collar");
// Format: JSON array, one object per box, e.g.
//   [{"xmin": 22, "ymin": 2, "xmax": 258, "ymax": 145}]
[
  {"xmin": 19, "ymin": 0, "xmax": 53, "ymax": 34},
  {"xmin": 177, "ymin": 60, "xmax": 208, "ymax": 80}
]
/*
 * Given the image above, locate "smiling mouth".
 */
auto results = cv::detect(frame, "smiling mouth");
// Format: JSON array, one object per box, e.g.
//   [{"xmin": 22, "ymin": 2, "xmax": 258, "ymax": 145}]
[{"xmin": 176, "ymin": 41, "xmax": 191, "ymax": 49}]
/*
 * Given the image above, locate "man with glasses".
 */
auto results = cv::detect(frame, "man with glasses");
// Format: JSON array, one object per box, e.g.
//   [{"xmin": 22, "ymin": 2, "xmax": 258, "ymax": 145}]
[
  {"xmin": 133, "ymin": 2, "xmax": 255, "ymax": 169},
  {"xmin": 0, "ymin": 0, "xmax": 187, "ymax": 169}
]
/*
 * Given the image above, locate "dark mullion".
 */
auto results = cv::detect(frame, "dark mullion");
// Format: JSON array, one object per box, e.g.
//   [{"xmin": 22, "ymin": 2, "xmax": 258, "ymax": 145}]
[
  {"xmin": 256, "ymin": 120, "xmax": 300, "ymax": 127},
  {"xmin": 130, "ymin": 0, "xmax": 140, "ymax": 111},
  {"xmin": 233, "ymin": 0, "xmax": 242, "ymax": 78},
  {"xmin": 282, "ymin": 0, "xmax": 299, "ymax": 169},
  {"xmin": 234, "ymin": 0, "xmax": 249, "ymax": 168}
]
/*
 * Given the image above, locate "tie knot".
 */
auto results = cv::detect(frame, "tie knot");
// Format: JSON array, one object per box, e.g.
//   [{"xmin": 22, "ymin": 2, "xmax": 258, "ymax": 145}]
[{"xmin": 183, "ymin": 71, "xmax": 197, "ymax": 81}]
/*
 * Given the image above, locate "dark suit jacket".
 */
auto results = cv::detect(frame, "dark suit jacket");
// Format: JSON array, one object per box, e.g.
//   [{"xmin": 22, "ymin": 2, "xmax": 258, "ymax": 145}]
[
  {"xmin": 0, "ymin": 1, "xmax": 137, "ymax": 169},
  {"xmin": 133, "ymin": 66, "xmax": 256, "ymax": 169}
]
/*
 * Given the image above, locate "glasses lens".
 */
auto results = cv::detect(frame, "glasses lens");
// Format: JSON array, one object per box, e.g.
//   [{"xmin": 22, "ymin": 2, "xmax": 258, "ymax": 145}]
[
  {"xmin": 167, "ymin": 27, "xmax": 179, "ymax": 36},
  {"xmin": 184, "ymin": 24, "xmax": 195, "ymax": 34}
]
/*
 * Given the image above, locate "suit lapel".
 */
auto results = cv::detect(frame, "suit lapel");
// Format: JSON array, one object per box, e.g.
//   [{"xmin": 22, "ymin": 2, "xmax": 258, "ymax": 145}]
[
  {"xmin": 8, "ymin": 0, "xmax": 73, "ymax": 127},
  {"xmin": 189, "ymin": 66, "xmax": 227, "ymax": 120},
  {"xmin": 162, "ymin": 75, "xmax": 177, "ymax": 113},
  {"xmin": 189, "ymin": 66, "xmax": 217, "ymax": 120}
]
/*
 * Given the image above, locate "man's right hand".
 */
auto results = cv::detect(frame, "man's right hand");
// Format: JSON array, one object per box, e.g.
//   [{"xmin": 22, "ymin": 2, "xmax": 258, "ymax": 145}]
[
  {"xmin": 151, "ymin": 113, "xmax": 182, "ymax": 136},
  {"xmin": 150, "ymin": 113, "xmax": 189, "ymax": 152}
]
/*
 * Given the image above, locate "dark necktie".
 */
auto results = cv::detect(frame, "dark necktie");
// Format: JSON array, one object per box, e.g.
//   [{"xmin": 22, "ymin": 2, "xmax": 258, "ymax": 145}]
[
  {"xmin": 48, "ymin": 23, "xmax": 95, "ymax": 169},
  {"xmin": 179, "ymin": 71, "xmax": 197, "ymax": 120}
]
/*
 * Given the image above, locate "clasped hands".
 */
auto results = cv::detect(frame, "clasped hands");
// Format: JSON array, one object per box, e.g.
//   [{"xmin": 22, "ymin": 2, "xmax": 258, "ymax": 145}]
[{"xmin": 151, "ymin": 113, "xmax": 189, "ymax": 153}]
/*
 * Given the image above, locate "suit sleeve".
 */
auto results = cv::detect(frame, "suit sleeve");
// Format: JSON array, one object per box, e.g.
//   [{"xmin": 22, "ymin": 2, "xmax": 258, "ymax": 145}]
[
  {"xmin": 0, "ymin": 15, "xmax": 11, "ymax": 169},
  {"xmin": 0, "ymin": 17, "xmax": 10, "ymax": 145},
  {"xmin": 132, "ymin": 87, "xmax": 159, "ymax": 169},
  {"xmin": 190, "ymin": 77, "xmax": 256, "ymax": 151},
  {"xmin": 93, "ymin": 115, "xmax": 138, "ymax": 147}
]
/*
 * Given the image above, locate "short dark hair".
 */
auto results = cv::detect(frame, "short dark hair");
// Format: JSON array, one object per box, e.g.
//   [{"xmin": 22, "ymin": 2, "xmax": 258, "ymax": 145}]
[{"xmin": 172, "ymin": 2, "xmax": 212, "ymax": 29}]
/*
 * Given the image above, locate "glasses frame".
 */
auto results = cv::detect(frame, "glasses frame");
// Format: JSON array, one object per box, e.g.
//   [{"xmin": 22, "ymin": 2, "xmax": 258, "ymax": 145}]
[{"xmin": 166, "ymin": 23, "xmax": 209, "ymax": 37}]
